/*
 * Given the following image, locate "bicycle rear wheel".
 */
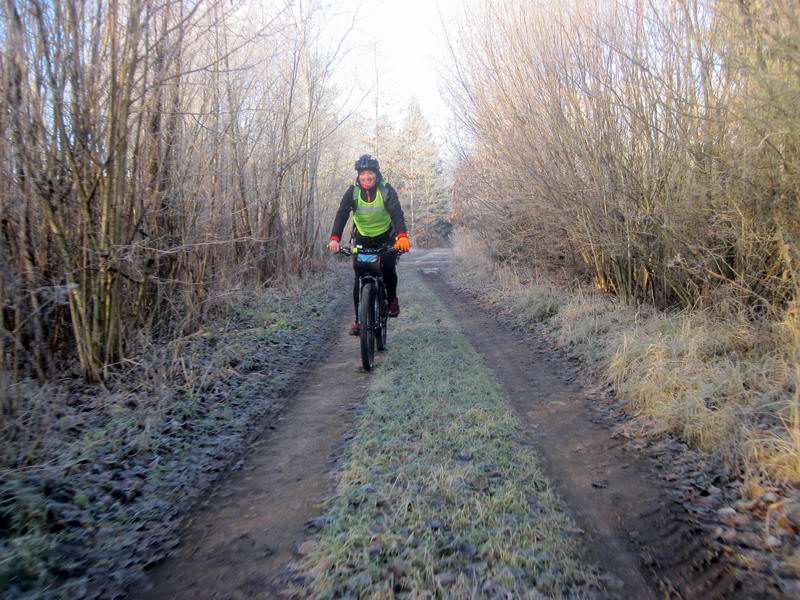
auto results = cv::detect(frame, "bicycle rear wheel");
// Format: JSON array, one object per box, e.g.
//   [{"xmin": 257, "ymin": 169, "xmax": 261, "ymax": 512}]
[{"xmin": 359, "ymin": 282, "xmax": 376, "ymax": 371}]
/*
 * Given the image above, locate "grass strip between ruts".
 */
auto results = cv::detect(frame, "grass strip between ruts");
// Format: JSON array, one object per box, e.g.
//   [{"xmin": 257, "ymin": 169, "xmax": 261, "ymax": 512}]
[{"xmin": 297, "ymin": 271, "xmax": 597, "ymax": 598}]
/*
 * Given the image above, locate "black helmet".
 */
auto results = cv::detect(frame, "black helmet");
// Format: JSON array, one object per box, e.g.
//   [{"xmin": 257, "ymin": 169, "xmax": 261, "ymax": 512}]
[{"xmin": 354, "ymin": 154, "xmax": 380, "ymax": 172}]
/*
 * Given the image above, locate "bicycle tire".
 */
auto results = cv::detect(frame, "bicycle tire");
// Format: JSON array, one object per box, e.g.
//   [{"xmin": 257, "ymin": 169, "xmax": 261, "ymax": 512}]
[
  {"xmin": 360, "ymin": 281, "xmax": 376, "ymax": 371},
  {"xmin": 376, "ymin": 285, "xmax": 388, "ymax": 351}
]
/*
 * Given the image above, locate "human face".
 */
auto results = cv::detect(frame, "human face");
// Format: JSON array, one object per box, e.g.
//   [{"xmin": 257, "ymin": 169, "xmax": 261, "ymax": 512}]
[{"xmin": 358, "ymin": 170, "xmax": 377, "ymax": 189}]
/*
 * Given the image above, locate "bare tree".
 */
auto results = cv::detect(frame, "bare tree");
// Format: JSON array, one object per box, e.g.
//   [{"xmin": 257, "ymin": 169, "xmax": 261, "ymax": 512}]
[
  {"xmin": 393, "ymin": 100, "xmax": 449, "ymax": 246},
  {"xmin": 0, "ymin": 0, "xmax": 353, "ymax": 387},
  {"xmin": 445, "ymin": 0, "xmax": 799, "ymax": 311}
]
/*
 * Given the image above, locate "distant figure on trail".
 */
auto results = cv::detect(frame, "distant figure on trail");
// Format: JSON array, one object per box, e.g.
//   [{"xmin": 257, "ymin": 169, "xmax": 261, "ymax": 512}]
[{"xmin": 328, "ymin": 154, "xmax": 410, "ymax": 336}]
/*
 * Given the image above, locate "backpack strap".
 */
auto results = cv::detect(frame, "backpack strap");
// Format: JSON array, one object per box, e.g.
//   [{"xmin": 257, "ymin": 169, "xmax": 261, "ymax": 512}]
[{"xmin": 352, "ymin": 180, "xmax": 390, "ymax": 210}]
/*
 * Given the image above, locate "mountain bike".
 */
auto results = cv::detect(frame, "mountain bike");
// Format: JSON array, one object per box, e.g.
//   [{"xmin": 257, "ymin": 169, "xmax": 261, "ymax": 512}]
[{"xmin": 339, "ymin": 244, "xmax": 400, "ymax": 371}]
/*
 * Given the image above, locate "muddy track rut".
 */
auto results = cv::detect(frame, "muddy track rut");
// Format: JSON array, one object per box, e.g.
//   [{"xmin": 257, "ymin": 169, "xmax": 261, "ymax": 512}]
[
  {"xmin": 134, "ymin": 306, "xmax": 371, "ymax": 599},
  {"xmin": 419, "ymin": 260, "xmax": 737, "ymax": 599}
]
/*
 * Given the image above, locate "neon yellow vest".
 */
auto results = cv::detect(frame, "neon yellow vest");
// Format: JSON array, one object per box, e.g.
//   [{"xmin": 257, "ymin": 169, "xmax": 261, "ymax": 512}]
[{"xmin": 352, "ymin": 185, "xmax": 392, "ymax": 237}]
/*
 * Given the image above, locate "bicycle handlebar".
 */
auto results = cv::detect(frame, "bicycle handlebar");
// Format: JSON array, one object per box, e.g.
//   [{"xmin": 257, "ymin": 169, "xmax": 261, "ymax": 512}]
[{"xmin": 337, "ymin": 244, "xmax": 402, "ymax": 258}]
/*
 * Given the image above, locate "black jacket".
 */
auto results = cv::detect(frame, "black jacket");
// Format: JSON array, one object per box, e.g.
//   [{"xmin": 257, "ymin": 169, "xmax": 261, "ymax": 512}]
[{"xmin": 330, "ymin": 181, "xmax": 407, "ymax": 241}]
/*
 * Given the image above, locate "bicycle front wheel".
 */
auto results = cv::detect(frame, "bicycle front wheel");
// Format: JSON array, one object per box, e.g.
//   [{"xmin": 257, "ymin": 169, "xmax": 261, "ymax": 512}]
[
  {"xmin": 359, "ymin": 281, "xmax": 376, "ymax": 371},
  {"xmin": 376, "ymin": 286, "xmax": 388, "ymax": 351}
]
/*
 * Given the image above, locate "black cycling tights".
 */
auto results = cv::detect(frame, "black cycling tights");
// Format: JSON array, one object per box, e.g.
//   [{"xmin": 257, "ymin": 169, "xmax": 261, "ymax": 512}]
[{"xmin": 353, "ymin": 252, "xmax": 397, "ymax": 320}]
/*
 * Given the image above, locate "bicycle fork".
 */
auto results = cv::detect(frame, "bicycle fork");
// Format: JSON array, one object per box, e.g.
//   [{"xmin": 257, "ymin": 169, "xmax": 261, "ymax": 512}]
[{"xmin": 358, "ymin": 277, "xmax": 386, "ymax": 328}]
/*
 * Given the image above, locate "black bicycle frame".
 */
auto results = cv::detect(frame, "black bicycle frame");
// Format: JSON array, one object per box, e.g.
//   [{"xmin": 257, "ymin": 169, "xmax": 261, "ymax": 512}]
[{"xmin": 350, "ymin": 245, "xmax": 395, "ymax": 326}]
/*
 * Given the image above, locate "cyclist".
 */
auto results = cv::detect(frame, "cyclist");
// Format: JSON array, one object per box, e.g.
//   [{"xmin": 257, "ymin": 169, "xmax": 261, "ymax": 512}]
[{"xmin": 328, "ymin": 154, "xmax": 411, "ymax": 336}]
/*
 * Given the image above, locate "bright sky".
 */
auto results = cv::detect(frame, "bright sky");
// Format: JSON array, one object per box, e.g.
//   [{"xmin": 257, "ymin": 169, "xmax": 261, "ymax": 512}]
[{"xmin": 322, "ymin": 0, "xmax": 472, "ymax": 138}]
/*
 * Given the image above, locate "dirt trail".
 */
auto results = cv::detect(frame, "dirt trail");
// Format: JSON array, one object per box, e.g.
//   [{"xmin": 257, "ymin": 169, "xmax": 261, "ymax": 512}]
[
  {"xmin": 417, "ymin": 250, "xmax": 736, "ymax": 599},
  {"xmin": 135, "ymin": 307, "xmax": 368, "ymax": 599},
  {"xmin": 135, "ymin": 250, "xmax": 733, "ymax": 599}
]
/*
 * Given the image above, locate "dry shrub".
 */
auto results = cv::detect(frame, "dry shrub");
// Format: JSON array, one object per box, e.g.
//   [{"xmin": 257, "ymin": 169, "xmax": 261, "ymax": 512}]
[
  {"xmin": 453, "ymin": 231, "xmax": 568, "ymax": 323},
  {"xmin": 446, "ymin": 0, "xmax": 800, "ymax": 314},
  {"xmin": 452, "ymin": 234, "xmax": 507, "ymax": 301},
  {"xmin": 747, "ymin": 304, "xmax": 800, "ymax": 481},
  {"xmin": 554, "ymin": 295, "xmax": 633, "ymax": 364},
  {"xmin": 581, "ymin": 300, "xmax": 796, "ymax": 481},
  {"xmin": 0, "ymin": 1, "xmax": 345, "ymax": 382}
]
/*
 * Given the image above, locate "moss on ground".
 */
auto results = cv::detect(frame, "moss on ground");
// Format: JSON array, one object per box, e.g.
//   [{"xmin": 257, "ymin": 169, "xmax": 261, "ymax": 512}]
[{"xmin": 297, "ymin": 272, "xmax": 597, "ymax": 598}]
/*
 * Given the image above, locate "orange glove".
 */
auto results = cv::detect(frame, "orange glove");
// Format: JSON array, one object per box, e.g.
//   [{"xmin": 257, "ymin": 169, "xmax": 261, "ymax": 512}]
[{"xmin": 394, "ymin": 234, "xmax": 410, "ymax": 253}]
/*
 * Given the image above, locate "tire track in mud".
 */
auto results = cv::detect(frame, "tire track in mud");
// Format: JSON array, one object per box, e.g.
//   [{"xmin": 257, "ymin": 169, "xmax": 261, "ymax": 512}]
[
  {"xmin": 133, "ymin": 305, "xmax": 372, "ymax": 599},
  {"xmin": 417, "ymin": 259, "xmax": 741, "ymax": 599}
]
